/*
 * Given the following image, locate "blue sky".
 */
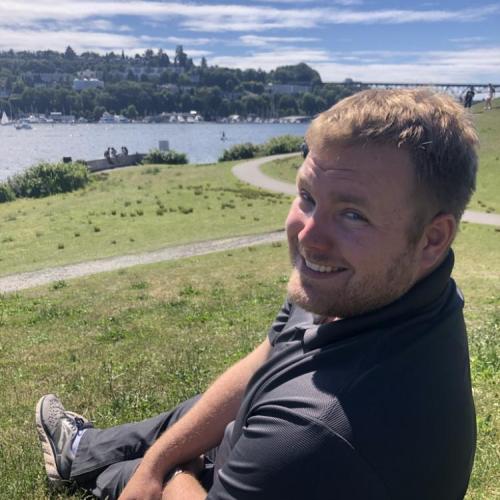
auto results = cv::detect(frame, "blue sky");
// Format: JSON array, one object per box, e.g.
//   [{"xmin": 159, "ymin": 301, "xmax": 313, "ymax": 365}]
[{"xmin": 1, "ymin": 0, "xmax": 499, "ymax": 83}]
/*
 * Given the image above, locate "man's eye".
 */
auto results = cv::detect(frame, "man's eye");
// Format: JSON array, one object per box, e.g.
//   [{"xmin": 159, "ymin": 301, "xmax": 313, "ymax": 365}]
[
  {"xmin": 299, "ymin": 190, "xmax": 314, "ymax": 205},
  {"xmin": 343, "ymin": 211, "xmax": 367, "ymax": 222}
]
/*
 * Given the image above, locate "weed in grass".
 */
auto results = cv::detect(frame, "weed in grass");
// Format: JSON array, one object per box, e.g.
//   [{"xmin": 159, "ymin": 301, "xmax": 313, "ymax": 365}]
[
  {"xmin": 136, "ymin": 200, "xmax": 142, "ymax": 204},
  {"xmin": 131, "ymin": 281, "xmax": 149, "ymax": 290},
  {"xmin": 120, "ymin": 212, "xmax": 127, "ymax": 217},
  {"xmin": 98, "ymin": 326, "xmax": 126, "ymax": 343},
  {"xmin": 111, "ymin": 210, "xmax": 117, "ymax": 215},
  {"xmin": 2, "ymin": 236, "xmax": 14, "ymax": 243},
  {"xmin": 179, "ymin": 284, "xmax": 200, "ymax": 297},
  {"xmin": 57, "ymin": 243, "xmax": 64, "ymax": 249},
  {"xmin": 111, "ymin": 240, "xmax": 117, "ymax": 245},
  {"xmin": 74, "ymin": 232, "xmax": 80, "ymax": 237},
  {"xmin": 136, "ymin": 209, "xmax": 144, "ymax": 216},
  {"xmin": 240, "ymin": 215, "xmax": 246, "ymax": 220},
  {"xmin": 124, "ymin": 201, "xmax": 131, "ymax": 207},
  {"xmin": 51, "ymin": 280, "xmax": 68, "ymax": 290},
  {"xmin": 254, "ymin": 217, "xmax": 260, "ymax": 221},
  {"xmin": 156, "ymin": 208, "xmax": 165, "ymax": 216},
  {"xmin": 94, "ymin": 226, "xmax": 101, "ymax": 233}
]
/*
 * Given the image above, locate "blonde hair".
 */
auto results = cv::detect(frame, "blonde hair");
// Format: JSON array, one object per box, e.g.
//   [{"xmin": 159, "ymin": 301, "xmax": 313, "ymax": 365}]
[{"xmin": 306, "ymin": 88, "xmax": 479, "ymax": 224}]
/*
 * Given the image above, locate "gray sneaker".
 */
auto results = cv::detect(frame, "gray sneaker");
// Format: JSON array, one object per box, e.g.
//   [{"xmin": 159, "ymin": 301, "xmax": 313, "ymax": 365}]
[{"xmin": 35, "ymin": 394, "xmax": 93, "ymax": 486}]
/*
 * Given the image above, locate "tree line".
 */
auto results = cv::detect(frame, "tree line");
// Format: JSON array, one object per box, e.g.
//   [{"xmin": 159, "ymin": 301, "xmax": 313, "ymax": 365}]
[{"xmin": 0, "ymin": 47, "xmax": 359, "ymax": 120}]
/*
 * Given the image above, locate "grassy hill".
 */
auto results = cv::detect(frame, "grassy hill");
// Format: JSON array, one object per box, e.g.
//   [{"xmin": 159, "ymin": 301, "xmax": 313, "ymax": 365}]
[{"xmin": 0, "ymin": 162, "xmax": 291, "ymax": 276}]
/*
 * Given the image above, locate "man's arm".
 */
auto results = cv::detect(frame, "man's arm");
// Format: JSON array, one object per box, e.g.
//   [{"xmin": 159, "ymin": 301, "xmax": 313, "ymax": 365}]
[{"xmin": 119, "ymin": 338, "xmax": 272, "ymax": 500}]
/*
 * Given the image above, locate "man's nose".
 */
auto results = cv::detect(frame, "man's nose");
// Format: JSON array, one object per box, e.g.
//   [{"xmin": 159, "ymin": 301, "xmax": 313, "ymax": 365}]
[{"xmin": 298, "ymin": 210, "xmax": 332, "ymax": 252}]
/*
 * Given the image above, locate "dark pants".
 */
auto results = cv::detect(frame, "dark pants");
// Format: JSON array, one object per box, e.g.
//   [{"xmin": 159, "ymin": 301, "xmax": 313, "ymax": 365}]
[{"xmin": 70, "ymin": 395, "xmax": 216, "ymax": 499}]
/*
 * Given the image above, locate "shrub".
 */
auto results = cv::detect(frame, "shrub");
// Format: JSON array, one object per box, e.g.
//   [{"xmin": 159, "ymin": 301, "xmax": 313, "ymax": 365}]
[
  {"xmin": 143, "ymin": 149, "xmax": 188, "ymax": 165},
  {"xmin": 218, "ymin": 143, "xmax": 259, "ymax": 162},
  {"xmin": 0, "ymin": 183, "xmax": 16, "ymax": 203},
  {"xmin": 8, "ymin": 162, "xmax": 89, "ymax": 199},
  {"xmin": 260, "ymin": 135, "xmax": 303, "ymax": 155}
]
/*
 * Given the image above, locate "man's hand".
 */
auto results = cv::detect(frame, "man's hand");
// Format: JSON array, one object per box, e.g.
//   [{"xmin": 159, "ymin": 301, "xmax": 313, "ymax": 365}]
[
  {"xmin": 162, "ymin": 456, "xmax": 206, "ymax": 500},
  {"xmin": 120, "ymin": 339, "xmax": 271, "ymax": 499},
  {"xmin": 118, "ymin": 466, "xmax": 164, "ymax": 500}
]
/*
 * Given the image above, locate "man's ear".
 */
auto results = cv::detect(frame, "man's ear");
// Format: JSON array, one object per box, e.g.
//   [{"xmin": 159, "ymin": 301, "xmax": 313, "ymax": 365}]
[{"xmin": 418, "ymin": 213, "xmax": 457, "ymax": 273}]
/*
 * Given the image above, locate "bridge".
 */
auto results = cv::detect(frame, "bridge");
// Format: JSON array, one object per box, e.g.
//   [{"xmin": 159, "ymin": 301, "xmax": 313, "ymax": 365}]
[{"xmin": 327, "ymin": 81, "xmax": 498, "ymax": 93}]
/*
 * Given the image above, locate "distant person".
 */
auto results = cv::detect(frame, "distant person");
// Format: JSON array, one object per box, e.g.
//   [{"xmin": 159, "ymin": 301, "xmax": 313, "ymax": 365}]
[
  {"xmin": 221, "ymin": 131, "xmax": 226, "ymax": 141},
  {"xmin": 121, "ymin": 146, "xmax": 129, "ymax": 156},
  {"xmin": 104, "ymin": 148, "xmax": 111, "ymax": 163},
  {"xmin": 485, "ymin": 84, "xmax": 495, "ymax": 110},
  {"xmin": 36, "ymin": 89, "xmax": 477, "ymax": 500},
  {"xmin": 110, "ymin": 147, "xmax": 117, "ymax": 158},
  {"xmin": 300, "ymin": 140, "xmax": 309, "ymax": 158},
  {"xmin": 464, "ymin": 86, "xmax": 475, "ymax": 108}
]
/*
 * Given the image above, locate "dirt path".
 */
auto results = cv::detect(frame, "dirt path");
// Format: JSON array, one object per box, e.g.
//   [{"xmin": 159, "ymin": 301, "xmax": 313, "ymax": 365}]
[
  {"xmin": 233, "ymin": 154, "xmax": 500, "ymax": 227},
  {"xmin": 0, "ymin": 231, "xmax": 286, "ymax": 293}
]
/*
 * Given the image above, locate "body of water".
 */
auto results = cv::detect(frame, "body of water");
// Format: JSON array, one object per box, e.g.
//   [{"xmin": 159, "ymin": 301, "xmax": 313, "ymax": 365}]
[{"xmin": 0, "ymin": 122, "xmax": 309, "ymax": 181}]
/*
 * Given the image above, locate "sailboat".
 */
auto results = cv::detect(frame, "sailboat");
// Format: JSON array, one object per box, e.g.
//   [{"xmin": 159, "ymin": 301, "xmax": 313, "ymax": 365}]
[{"xmin": 1, "ymin": 111, "xmax": 11, "ymax": 126}]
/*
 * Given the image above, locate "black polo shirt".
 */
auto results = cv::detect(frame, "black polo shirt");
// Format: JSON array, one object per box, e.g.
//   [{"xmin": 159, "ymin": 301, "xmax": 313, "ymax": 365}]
[{"xmin": 208, "ymin": 251, "xmax": 476, "ymax": 500}]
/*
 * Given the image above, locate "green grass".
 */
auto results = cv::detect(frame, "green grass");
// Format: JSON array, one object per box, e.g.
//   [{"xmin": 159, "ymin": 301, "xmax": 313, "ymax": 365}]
[
  {"xmin": 0, "ymin": 162, "xmax": 291, "ymax": 276},
  {"xmin": 260, "ymin": 100, "xmax": 500, "ymax": 214},
  {"xmin": 0, "ymin": 224, "xmax": 498, "ymax": 499}
]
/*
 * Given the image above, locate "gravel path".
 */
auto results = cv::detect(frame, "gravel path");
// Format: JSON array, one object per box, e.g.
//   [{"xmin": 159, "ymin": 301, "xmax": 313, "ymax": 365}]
[
  {"xmin": 0, "ymin": 231, "xmax": 286, "ymax": 293},
  {"xmin": 2, "ymin": 153, "xmax": 498, "ymax": 294},
  {"xmin": 232, "ymin": 154, "xmax": 500, "ymax": 227}
]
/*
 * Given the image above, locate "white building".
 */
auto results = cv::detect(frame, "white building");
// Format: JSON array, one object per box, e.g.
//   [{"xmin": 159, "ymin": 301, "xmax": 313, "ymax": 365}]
[{"xmin": 73, "ymin": 78, "xmax": 104, "ymax": 91}]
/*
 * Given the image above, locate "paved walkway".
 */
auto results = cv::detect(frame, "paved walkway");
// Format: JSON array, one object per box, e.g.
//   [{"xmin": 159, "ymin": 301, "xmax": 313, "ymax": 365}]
[
  {"xmin": 232, "ymin": 154, "xmax": 500, "ymax": 227},
  {"xmin": 0, "ymin": 231, "xmax": 286, "ymax": 293}
]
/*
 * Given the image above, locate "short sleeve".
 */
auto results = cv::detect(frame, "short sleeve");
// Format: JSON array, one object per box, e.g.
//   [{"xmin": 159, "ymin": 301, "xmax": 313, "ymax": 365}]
[
  {"xmin": 267, "ymin": 299, "xmax": 293, "ymax": 346},
  {"xmin": 207, "ymin": 406, "xmax": 388, "ymax": 500}
]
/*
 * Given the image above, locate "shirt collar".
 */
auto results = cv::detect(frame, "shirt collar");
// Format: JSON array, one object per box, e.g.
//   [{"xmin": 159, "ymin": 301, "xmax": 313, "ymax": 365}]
[{"xmin": 301, "ymin": 250, "xmax": 457, "ymax": 351}]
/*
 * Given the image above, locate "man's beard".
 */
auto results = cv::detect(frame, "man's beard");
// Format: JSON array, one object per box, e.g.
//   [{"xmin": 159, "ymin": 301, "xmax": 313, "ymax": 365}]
[{"xmin": 286, "ymin": 244, "xmax": 419, "ymax": 319}]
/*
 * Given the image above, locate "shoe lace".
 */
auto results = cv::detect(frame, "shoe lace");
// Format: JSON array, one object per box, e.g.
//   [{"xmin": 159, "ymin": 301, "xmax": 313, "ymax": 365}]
[{"xmin": 74, "ymin": 416, "xmax": 94, "ymax": 430}]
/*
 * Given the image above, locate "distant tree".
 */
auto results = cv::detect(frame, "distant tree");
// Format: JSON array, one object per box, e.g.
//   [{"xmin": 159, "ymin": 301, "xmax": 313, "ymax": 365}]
[
  {"xmin": 271, "ymin": 63, "xmax": 321, "ymax": 85},
  {"xmin": 174, "ymin": 45, "xmax": 188, "ymax": 67},
  {"xmin": 201, "ymin": 57, "xmax": 208, "ymax": 70},
  {"xmin": 158, "ymin": 49, "xmax": 170, "ymax": 67},
  {"xmin": 93, "ymin": 105, "xmax": 106, "ymax": 121},
  {"xmin": 64, "ymin": 46, "xmax": 77, "ymax": 59},
  {"xmin": 122, "ymin": 104, "xmax": 138, "ymax": 119}
]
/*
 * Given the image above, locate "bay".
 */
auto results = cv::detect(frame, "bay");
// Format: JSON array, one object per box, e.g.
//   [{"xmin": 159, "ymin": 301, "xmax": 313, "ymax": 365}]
[{"xmin": 0, "ymin": 122, "xmax": 308, "ymax": 181}]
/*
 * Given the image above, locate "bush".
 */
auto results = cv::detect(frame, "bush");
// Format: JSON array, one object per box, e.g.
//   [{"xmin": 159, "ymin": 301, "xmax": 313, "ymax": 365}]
[
  {"xmin": 260, "ymin": 135, "xmax": 303, "ymax": 155},
  {"xmin": 143, "ymin": 149, "xmax": 188, "ymax": 165},
  {"xmin": 218, "ymin": 135, "xmax": 303, "ymax": 163},
  {"xmin": 8, "ymin": 162, "xmax": 89, "ymax": 199},
  {"xmin": 0, "ymin": 182, "xmax": 16, "ymax": 203},
  {"xmin": 218, "ymin": 143, "xmax": 260, "ymax": 162}
]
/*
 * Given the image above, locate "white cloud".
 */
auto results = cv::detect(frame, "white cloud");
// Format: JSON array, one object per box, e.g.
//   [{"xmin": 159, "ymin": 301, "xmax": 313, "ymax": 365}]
[
  {"xmin": 211, "ymin": 48, "xmax": 331, "ymax": 70},
  {"xmin": 0, "ymin": 27, "xmax": 138, "ymax": 53},
  {"xmin": 314, "ymin": 47, "xmax": 500, "ymax": 84},
  {"xmin": 164, "ymin": 37, "xmax": 214, "ymax": 46},
  {"xmin": 239, "ymin": 35, "xmax": 319, "ymax": 47},
  {"xmin": 449, "ymin": 36, "xmax": 486, "ymax": 43},
  {"xmin": 1, "ymin": 1, "xmax": 499, "ymax": 34}
]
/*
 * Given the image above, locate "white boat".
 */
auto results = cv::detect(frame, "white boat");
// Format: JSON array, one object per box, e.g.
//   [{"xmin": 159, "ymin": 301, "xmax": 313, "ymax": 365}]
[
  {"xmin": 15, "ymin": 121, "xmax": 33, "ymax": 130},
  {"xmin": 1, "ymin": 111, "xmax": 12, "ymax": 126}
]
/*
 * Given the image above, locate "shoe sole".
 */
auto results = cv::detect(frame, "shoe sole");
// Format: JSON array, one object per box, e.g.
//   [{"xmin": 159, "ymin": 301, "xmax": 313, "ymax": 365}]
[{"xmin": 35, "ymin": 395, "xmax": 70, "ymax": 488}]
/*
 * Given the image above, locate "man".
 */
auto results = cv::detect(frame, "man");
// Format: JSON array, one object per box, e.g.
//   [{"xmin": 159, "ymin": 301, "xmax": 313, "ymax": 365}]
[{"xmin": 36, "ymin": 88, "xmax": 478, "ymax": 499}]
